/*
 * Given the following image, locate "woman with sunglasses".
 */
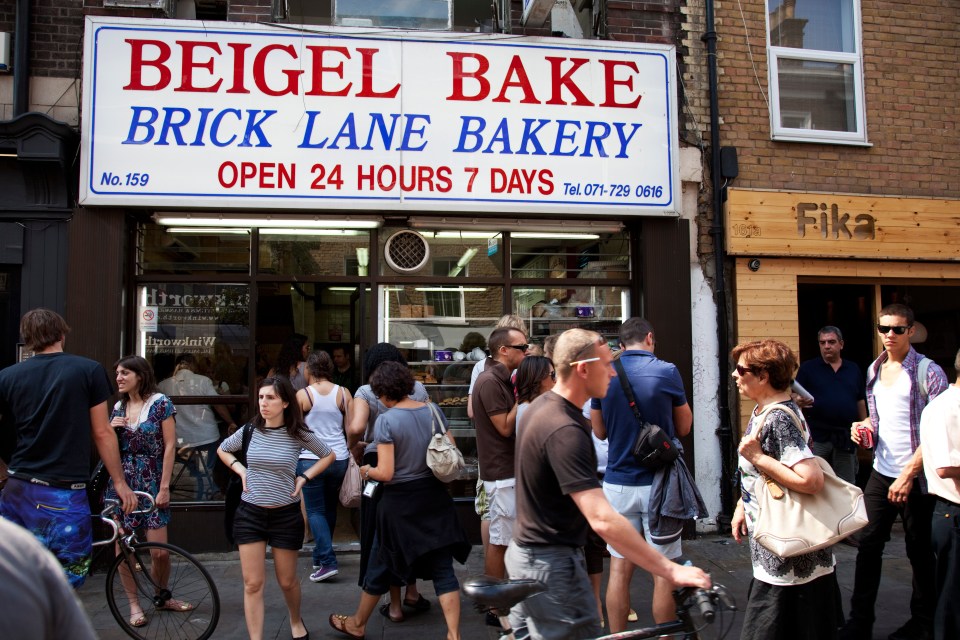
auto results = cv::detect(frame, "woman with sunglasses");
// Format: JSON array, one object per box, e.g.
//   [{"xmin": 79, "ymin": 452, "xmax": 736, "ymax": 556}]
[
  {"xmin": 514, "ymin": 355, "xmax": 556, "ymax": 437},
  {"xmin": 730, "ymin": 339, "xmax": 842, "ymax": 640}
]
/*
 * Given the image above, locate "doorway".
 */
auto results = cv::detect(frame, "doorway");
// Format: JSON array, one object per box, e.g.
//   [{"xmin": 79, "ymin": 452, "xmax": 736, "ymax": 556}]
[{"xmin": 797, "ymin": 283, "xmax": 875, "ymax": 373}]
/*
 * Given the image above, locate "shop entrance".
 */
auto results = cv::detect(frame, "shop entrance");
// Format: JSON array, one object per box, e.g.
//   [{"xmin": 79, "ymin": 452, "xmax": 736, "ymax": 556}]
[
  {"xmin": 797, "ymin": 283, "xmax": 875, "ymax": 373},
  {"xmin": 0, "ymin": 266, "xmax": 21, "ymax": 369}
]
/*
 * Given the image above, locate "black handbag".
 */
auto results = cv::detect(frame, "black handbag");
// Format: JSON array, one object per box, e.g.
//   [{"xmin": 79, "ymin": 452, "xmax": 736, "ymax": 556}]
[
  {"xmin": 613, "ymin": 359, "xmax": 680, "ymax": 470},
  {"xmin": 224, "ymin": 423, "xmax": 253, "ymax": 545}
]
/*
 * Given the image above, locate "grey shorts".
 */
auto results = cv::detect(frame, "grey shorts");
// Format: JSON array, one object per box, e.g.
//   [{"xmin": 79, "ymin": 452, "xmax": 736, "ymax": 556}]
[{"xmin": 505, "ymin": 542, "xmax": 601, "ymax": 640}]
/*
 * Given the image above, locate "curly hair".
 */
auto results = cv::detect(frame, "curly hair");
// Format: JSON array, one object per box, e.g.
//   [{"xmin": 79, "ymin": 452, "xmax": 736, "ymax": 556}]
[
  {"xmin": 516, "ymin": 356, "xmax": 555, "ymax": 404},
  {"xmin": 305, "ymin": 350, "xmax": 334, "ymax": 382},
  {"xmin": 253, "ymin": 376, "xmax": 311, "ymax": 442},
  {"xmin": 114, "ymin": 355, "xmax": 158, "ymax": 401},
  {"xmin": 362, "ymin": 342, "xmax": 409, "ymax": 383},
  {"xmin": 730, "ymin": 340, "xmax": 798, "ymax": 392},
  {"xmin": 369, "ymin": 361, "xmax": 415, "ymax": 402}
]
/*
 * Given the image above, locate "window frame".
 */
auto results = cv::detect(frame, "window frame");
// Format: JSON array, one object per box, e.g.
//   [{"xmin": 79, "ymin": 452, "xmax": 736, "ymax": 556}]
[{"xmin": 765, "ymin": 0, "xmax": 869, "ymax": 146}]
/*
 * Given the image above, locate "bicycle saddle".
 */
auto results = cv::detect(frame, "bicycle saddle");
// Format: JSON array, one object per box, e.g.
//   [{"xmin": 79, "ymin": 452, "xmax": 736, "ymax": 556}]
[{"xmin": 462, "ymin": 576, "xmax": 547, "ymax": 611}]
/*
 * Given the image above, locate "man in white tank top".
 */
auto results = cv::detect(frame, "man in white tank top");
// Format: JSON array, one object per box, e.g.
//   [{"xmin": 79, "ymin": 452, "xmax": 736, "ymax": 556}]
[{"xmin": 841, "ymin": 304, "xmax": 948, "ymax": 640}]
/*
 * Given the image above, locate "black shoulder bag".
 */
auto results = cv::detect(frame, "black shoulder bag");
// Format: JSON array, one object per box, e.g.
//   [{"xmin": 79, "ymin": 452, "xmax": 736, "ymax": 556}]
[
  {"xmin": 612, "ymin": 359, "xmax": 680, "ymax": 470},
  {"xmin": 223, "ymin": 423, "xmax": 254, "ymax": 545}
]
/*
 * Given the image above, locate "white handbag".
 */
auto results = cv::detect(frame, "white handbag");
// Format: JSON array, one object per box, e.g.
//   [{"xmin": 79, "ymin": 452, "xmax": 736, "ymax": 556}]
[
  {"xmin": 425, "ymin": 403, "xmax": 464, "ymax": 483},
  {"xmin": 751, "ymin": 403, "xmax": 869, "ymax": 558}
]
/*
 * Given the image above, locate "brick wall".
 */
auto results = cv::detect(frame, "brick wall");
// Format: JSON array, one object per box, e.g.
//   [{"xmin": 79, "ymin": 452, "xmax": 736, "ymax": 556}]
[{"xmin": 715, "ymin": 0, "xmax": 960, "ymax": 199}]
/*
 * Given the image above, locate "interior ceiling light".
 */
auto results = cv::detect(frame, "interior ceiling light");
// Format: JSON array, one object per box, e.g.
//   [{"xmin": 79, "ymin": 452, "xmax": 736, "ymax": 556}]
[
  {"xmin": 166, "ymin": 227, "xmax": 250, "ymax": 235},
  {"xmin": 154, "ymin": 214, "xmax": 382, "ymax": 229},
  {"xmin": 258, "ymin": 229, "xmax": 363, "ymax": 236}
]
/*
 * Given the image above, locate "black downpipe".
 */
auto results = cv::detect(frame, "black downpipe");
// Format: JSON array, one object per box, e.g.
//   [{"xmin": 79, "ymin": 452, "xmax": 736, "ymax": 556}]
[
  {"xmin": 702, "ymin": 0, "xmax": 736, "ymax": 528},
  {"xmin": 13, "ymin": 0, "xmax": 30, "ymax": 116}
]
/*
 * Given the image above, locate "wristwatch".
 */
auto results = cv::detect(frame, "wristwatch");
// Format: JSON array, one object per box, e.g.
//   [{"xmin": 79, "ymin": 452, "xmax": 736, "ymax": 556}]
[{"xmin": 298, "ymin": 472, "xmax": 310, "ymax": 482}]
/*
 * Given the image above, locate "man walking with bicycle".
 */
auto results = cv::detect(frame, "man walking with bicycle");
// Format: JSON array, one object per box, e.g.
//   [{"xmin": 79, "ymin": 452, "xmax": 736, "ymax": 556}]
[
  {"xmin": 507, "ymin": 329, "xmax": 710, "ymax": 639},
  {"xmin": 0, "ymin": 309, "xmax": 136, "ymax": 587}
]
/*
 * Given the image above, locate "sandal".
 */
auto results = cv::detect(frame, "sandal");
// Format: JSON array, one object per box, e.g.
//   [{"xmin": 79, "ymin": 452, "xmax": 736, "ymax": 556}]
[
  {"xmin": 328, "ymin": 614, "xmax": 365, "ymax": 640},
  {"xmin": 159, "ymin": 598, "xmax": 195, "ymax": 612},
  {"xmin": 402, "ymin": 594, "xmax": 431, "ymax": 612},
  {"xmin": 378, "ymin": 603, "xmax": 405, "ymax": 623},
  {"xmin": 130, "ymin": 613, "xmax": 148, "ymax": 628}
]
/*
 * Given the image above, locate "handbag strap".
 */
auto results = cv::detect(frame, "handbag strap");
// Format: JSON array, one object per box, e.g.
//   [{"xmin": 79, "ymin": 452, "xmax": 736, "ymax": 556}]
[
  {"xmin": 612, "ymin": 358, "xmax": 647, "ymax": 426},
  {"xmin": 752, "ymin": 403, "xmax": 809, "ymax": 500},
  {"xmin": 426, "ymin": 402, "xmax": 447, "ymax": 436},
  {"xmin": 237, "ymin": 423, "xmax": 254, "ymax": 466}
]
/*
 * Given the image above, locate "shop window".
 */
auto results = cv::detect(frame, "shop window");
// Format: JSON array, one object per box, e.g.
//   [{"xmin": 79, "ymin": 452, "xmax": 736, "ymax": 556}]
[
  {"xmin": 139, "ymin": 226, "xmax": 250, "ymax": 275},
  {"xmin": 278, "ymin": 0, "xmax": 500, "ymax": 30},
  {"xmin": 513, "ymin": 286, "xmax": 629, "ymax": 350},
  {"xmin": 259, "ymin": 230, "xmax": 371, "ymax": 276},
  {"xmin": 766, "ymin": 0, "xmax": 866, "ymax": 144},
  {"xmin": 136, "ymin": 283, "xmax": 250, "ymax": 503},
  {"xmin": 379, "ymin": 228, "xmax": 502, "ymax": 278},
  {"xmin": 510, "ymin": 231, "xmax": 631, "ymax": 280}
]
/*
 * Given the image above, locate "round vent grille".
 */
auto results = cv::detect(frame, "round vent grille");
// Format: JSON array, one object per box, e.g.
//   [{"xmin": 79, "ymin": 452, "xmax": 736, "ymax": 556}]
[{"xmin": 384, "ymin": 230, "xmax": 430, "ymax": 273}]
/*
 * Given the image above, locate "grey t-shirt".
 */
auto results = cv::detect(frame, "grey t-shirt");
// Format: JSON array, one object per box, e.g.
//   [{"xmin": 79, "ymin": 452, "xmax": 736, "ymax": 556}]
[
  {"xmin": 356, "ymin": 381, "xmax": 429, "ymax": 455},
  {"xmin": 374, "ymin": 404, "xmax": 449, "ymax": 484},
  {"xmin": 0, "ymin": 518, "xmax": 97, "ymax": 639}
]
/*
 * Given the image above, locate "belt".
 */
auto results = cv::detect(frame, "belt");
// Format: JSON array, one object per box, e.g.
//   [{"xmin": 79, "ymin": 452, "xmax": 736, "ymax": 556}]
[
  {"xmin": 935, "ymin": 495, "xmax": 960, "ymax": 508},
  {"xmin": 8, "ymin": 471, "xmax": 87, "ymax": 490}
]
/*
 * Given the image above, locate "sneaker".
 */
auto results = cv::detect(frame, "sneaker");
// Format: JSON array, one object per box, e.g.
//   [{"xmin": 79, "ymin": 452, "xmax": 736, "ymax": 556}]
[
  {"xmin": 888, "ymin": 618, "xmax": 933, "ymax": 640},
  {"xmin": 309, "ymin": 566, "xmax": 338, "ymax": 582},
  {"xmin": 627, "ymin": 609, "xmax": 638, "ymax": 622}
]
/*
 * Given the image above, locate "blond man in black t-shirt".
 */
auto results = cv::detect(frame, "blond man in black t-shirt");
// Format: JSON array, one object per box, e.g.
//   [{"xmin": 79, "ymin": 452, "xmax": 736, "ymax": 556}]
[{"xmin": 508, "ymin": 329, "xmax": 710, "ymax": 639}]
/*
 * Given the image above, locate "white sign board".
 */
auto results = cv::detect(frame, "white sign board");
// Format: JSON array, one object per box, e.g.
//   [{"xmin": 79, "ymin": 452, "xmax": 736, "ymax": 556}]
[
  {"xmin": 80, "ymin": 17, "xmax": 680, "ymax": 215},
  {"xmin": 139, "ymin": 305, "xmax": 159, "ymax": 332}
]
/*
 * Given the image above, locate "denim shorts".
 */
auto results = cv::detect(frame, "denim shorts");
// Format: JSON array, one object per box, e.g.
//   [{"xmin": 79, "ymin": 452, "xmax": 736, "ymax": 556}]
[
  {"xmin": 232, "ymin": 500, "xmax": 304, "ymax": 550},
  {"xmin": 602, "ymin": 481, "xmax": 682, "ymax": 559}
]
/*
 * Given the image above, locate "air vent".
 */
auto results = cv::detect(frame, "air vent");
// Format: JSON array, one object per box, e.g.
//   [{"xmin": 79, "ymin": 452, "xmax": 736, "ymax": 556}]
[{"xmin": 384, "ymin": 230, "xmax": 430, "ymax": 273}]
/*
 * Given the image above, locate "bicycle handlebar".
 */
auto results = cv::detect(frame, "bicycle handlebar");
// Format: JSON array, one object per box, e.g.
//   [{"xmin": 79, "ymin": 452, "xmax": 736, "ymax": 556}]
[{"xmin": 93, "ymin": 491, "xmax": 157, "ymax": 547}]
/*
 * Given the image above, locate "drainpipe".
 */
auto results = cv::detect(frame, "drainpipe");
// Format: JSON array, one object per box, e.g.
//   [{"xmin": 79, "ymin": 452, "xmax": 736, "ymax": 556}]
[
  {"xmin": 13, "ymin": 0, "xmax": 30, "ymax": 116},
  {"xmin": 702, "ymin": 0, "xmax": 736, "ymax": 527}
]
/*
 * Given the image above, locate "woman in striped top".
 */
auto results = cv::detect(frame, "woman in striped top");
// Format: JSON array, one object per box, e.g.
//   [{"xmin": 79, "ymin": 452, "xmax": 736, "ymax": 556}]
[{"xmin": 219, "ymin": 376, "xmax": 334, "ymax": 640}]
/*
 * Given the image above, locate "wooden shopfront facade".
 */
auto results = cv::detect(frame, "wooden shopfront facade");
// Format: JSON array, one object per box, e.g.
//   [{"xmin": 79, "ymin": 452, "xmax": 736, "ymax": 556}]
[{"xmin": 726, "ymin": 188, "xmax": 960, "ymax": 432}]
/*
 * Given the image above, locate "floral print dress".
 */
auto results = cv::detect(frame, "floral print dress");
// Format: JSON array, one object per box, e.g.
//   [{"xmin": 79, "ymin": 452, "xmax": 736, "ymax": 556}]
[{"xmin": 106, "ymin": 393, "xmax": 176, "ymax": 530}]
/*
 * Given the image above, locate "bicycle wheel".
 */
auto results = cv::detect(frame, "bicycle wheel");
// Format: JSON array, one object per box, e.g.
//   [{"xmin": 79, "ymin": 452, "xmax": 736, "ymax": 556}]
[{"xmin": 105, "ymin": 541, "xmax": 220, "ymax": 640}]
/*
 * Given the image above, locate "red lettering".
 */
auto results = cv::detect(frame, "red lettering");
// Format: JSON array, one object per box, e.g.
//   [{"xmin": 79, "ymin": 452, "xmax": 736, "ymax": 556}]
[
  {"xmin": 175, "ymin": 41, "xmax": 222, "ymax": 93},
  {"xmin": 493, "ymin": 55, "xmax": 539, "ymax": 104},
  {"xmin": 357, "ymin": 48, "xmax": 400, "ymax": 98},
  {"xmin": 545, "ymin": 57, "xmax": 593, "ymax": 106},
  {"xmin": 252, "ymin": 44, "xmax": 302, "ymax": 97},
  {"xmin": 124, "ymin": 39, "xmax": 172, "ymax": 91},
  {"xmin": 599, "ymin": 60, "xmax": 641, "ymax": 108},
  {"xmin": 226, "ymin": 43, "xmax": 251, "ymax": 94},
  {"xmin": 305, "ymin": 46, "xmax": 351, "ymax": 96},
  {"xmin": 447, "ymin": 52, "xmax": 490, "ymax": 102}
]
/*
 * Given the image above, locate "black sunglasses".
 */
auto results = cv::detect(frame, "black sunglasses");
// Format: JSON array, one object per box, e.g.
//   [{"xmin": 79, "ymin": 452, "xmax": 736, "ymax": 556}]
[
  {"xmin": 504, "ymin": 344, "xmax": 529, "ymax": 352},
  {"xmin": 549, "ymin": 370, "xmax": 557, "ymax": 381},
  {"xmin": 876, "ymin": 324, "xmax": 910, "ymax": 335},
  {"xmin": 735, "ymin": 364, "xmax": 754, "ymax": 376}
]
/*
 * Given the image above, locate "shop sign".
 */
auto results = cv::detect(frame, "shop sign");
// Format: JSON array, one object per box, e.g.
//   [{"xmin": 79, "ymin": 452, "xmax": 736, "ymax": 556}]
[
  {"xmin": 79, "ymin": 17, "xmax": 679, "ymax": 215},
  {"xmin": 725, "ymin": 189, "xmax": 960, "ymax": 261}
]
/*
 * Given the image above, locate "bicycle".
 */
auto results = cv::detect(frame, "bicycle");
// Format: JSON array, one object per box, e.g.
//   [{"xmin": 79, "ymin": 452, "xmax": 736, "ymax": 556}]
[
  {"xmin": 93, "ymin": 491, "xmax": 221, "ymax": 640},
  {"xmin": 463, "ymin": 575, "xmax": 737, "ymax": 640}
]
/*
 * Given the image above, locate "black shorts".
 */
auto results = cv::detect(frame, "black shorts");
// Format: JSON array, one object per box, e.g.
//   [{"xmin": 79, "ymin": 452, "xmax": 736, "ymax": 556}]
[{"xmin": 232, "ymin": 500, "xmax": 304, "ymax": 550}]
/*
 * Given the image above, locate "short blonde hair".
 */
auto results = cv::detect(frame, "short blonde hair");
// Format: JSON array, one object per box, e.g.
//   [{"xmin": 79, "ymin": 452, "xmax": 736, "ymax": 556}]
[
  {"xmin": 495, "ymin": 314, "xmax": 528, "ymax": 334},
  {"xmin": 554, "ymin": 329, "xmax": 603, "ymax": 380}
]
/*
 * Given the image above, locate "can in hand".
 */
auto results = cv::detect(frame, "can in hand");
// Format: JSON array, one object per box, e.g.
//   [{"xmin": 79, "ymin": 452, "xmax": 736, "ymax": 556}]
[{"xmin": 856, "ymin": 424, "xmax": 874, "ymax": 449}]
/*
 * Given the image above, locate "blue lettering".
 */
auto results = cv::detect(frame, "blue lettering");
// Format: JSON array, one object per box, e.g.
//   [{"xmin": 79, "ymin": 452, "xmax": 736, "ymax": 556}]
[
  {"xmin": 580, "ymin": 121, "xmax": 611, "ymax": 158},
  {"xmin": 453, "ymin": 116, "xmax": 486, "ymax": 153},
  {"xmin": 613, "ymin": 122, "xmax": 642, "ymax": 158},
  {"xmin": 482, "ymin": 118, "xmax": 513, "ymax": 154},
  {"xmin": 238, "ymin": 109, "xmax": 276, "ymax": 148},
  {"xmin": 190, "ymin": 108, "xmax": 214, "ymax": 147},
  {"xmin": 517, "ymin": 118, "xmax": 550, "ymax": 156},
  {"xmin": 328, "ymin": 113, "xmax": 360, "ymax": 150},
  {"xmin": 398, "ymin": 114, "xmax": 430, "ymax": 152},
  {"xmin": 362, "ymin": 113, "xmax": 401, "ymax": 150},
  {"xmin": 123, "ymin": 106, "xmax": 159, "ymax": 144},
  {"xmin": 552, "ymin": 120, "xmax": 581, "ymax": 157},
  {"xmin": 298, "ymin": 111, "xmax": 328, "ymax": 149},
  {"xmin": 210, "ymin": 109, "xmax": 241, "ymax": 147},
  {"xmin": 156, "ymin": 107, "xmax": 192, "ymax": 146}
]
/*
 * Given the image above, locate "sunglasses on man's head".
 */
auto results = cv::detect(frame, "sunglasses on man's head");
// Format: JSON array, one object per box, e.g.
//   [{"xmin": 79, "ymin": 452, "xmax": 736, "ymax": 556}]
[{"xmin": 876, "ymin": 324, "xmax": 910, "ymax": 335}]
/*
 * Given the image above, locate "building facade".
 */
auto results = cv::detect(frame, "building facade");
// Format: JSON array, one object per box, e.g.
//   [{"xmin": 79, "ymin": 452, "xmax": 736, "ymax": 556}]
[
  {"xmin": 712, "ymin": 0, "xmax": 960, "ymax": 430},
  {"xmin": 1, "ymin": 0, "xmax": 730, "ymax": 550}
]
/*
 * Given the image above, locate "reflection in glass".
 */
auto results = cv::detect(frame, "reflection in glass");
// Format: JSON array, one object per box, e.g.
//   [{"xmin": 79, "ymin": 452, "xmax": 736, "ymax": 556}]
[
  {"xmin": 768, "ymin": 0, "xmax": 855, "ymax": 53},
  {"xmin": 259, "ymin": 230, "xmax": 370, "ymax": 276},
  {"xmin": 335, "ymin": 0, "xmax": 450, "ymax": 29},
  {"xmin": 139, "ymin": 225, "xmax": 250, "ymax": 275},
  {"xmin": 778, "ymin": 60, "xmax": 856, "ymax": 132},
  {"xmin": 511, "ymin": 232, "xmax": 631, "ymax": 280}
]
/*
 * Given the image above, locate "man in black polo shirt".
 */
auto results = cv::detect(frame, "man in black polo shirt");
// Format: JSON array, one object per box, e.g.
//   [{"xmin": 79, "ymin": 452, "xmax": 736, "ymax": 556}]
[
  {"xmin": 507, "ymin": 329, "xmax": 710, "ymax": 639},
  {"xmin": 794, "ymin": 325, "xmax": 867, "ymax": 484},
  {"xmin": 473, "ymin": 326, "xmax": 528, "ymax": 579}
]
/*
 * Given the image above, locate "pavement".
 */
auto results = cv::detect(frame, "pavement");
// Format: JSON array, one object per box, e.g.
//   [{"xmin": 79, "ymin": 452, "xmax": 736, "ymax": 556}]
[{"xmin": 77, "ymin": 529, "xmax": 918, "ymax": 639}]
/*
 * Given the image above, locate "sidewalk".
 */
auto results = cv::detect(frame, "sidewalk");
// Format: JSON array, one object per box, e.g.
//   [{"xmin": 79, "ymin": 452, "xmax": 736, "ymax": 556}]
[{"xmin": 77, "ymin": 530, "xmax": 915, "ymax": 639}]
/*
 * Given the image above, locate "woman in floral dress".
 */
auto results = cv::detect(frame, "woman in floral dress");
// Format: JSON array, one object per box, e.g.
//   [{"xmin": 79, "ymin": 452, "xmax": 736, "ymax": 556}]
[{"xmin": 105, "ymin": 355, "xmax": 184, "ymax": 629}]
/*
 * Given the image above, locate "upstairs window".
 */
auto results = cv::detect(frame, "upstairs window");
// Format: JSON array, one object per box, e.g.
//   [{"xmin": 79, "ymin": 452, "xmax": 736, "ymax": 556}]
[
  {"xmin": 278, "ymin": 0, "xmax": 501, "ymax": 31},
  {"xmin": 766, "ymin": 0, "xmax": 867, "ymax": 145}
]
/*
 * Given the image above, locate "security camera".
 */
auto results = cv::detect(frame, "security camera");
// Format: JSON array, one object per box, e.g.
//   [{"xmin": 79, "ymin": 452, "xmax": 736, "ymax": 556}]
[{"xmin": 747, "ymin": 258, "xmax": 761, "ymax": 272}]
